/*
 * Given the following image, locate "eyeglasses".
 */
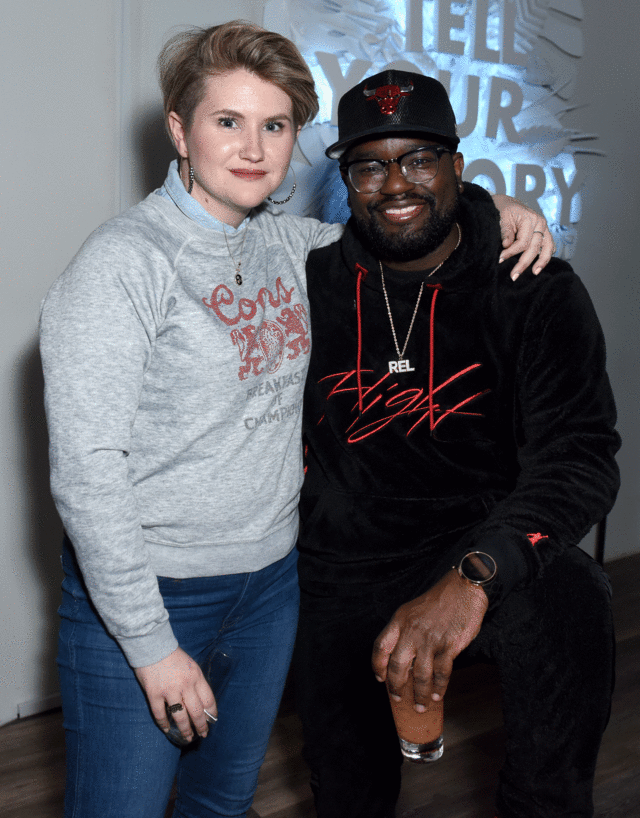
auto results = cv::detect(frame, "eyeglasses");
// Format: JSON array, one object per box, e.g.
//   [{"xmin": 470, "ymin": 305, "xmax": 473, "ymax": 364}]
[{"xmin": 341, "ymin": 146, "xmax": 452, "ymax": 193}]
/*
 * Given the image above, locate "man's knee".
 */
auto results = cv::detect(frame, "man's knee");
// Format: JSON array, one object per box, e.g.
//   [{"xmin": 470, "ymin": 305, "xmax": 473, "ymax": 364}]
[{"xmin": 485, "ymin": 547, "xmax": 612, "ymax": 644}]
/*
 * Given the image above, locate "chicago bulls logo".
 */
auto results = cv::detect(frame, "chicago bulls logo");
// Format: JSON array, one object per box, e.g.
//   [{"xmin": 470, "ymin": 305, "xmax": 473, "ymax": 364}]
[{"xmin": 363, "ymin": 83, "xmax": 413, "ymax": 115}]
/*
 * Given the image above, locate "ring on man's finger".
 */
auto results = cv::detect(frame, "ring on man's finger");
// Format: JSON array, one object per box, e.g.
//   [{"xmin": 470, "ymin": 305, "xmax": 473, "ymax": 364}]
[
  {"xmin": 533, "ymin": 230, "xmax": 544, "ymax": 235},
  {"xmin": 203, "ymin": 709, "xmax": 218, "ymax": 723},
  {"xmin": 167, "ymin": 702, "xmax": 184, "ymax": 714}
]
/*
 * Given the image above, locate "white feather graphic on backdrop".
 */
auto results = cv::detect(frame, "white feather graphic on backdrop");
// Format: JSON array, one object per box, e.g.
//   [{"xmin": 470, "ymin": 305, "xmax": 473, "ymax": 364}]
[{"xmin": 264, "ymin": 0, "xmax": 596, "ymax": 258}]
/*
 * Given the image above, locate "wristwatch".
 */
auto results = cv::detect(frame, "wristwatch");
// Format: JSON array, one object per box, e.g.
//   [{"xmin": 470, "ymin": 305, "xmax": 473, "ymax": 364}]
[{"xmin": 454, "ymin": 551, "xmax": 498, "ymax": 586}]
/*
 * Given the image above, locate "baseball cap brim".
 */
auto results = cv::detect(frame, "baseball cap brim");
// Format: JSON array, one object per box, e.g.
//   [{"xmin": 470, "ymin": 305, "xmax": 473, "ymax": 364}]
[{"xmin": 327, "ymin": 125, "xmax": 459, "ymax": 160}]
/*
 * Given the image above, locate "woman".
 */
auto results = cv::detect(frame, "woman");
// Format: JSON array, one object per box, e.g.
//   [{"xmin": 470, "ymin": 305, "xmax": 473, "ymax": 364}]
[{"xmin": 40, "ymin": 20, "xmax": 553, "ymax": 818}]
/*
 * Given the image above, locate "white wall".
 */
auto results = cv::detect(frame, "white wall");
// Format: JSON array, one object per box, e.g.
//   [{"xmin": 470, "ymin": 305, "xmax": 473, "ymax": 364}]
[
  {"xmin": 561, "ymin": 3, "xmax": 640, "ymax": 565},
  {"xmin": 0, "ymin": 0, "xmax": 121, "ymax": 725},
  {"xmin": 1, "ymin": 0, "xmax": 638, "ymax": 725}
]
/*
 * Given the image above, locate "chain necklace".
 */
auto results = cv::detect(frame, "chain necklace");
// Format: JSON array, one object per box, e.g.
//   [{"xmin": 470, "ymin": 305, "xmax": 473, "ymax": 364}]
[
  {"xmin": 222, "ymin": 224, "xmax": 248, "ymax": 285},
  {"xmin": 379, "ymin": 222, "xmax": 461, "ymax": 373}
]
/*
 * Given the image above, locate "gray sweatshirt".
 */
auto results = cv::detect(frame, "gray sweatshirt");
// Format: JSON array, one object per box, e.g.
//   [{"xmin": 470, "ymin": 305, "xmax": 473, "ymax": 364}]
[{"xmin": 40, "ymin": 164, "xmax": 342, "ymax": 667}]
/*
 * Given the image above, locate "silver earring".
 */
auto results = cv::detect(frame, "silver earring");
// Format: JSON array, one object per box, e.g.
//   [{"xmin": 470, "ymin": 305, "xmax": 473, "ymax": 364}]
[
  {"xmin": 267, "ymin": 167, "xmax": 297, "ymax": 205},
  {"xmin": 188, "ymin": 163, "xmax": 194, "ymax": 195}
]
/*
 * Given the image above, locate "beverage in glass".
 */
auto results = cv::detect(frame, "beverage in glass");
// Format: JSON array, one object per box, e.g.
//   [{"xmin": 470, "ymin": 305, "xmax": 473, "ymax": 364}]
[{"xmin": 387, "ymin": 669, "xmax": 444, "ymax": 762}]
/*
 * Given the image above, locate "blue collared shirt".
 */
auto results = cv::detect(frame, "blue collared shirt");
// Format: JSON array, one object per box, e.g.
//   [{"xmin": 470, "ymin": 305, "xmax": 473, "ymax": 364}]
[{"xmin": 157, "ymin": 160, "xmax": 249, "ymax": 235}]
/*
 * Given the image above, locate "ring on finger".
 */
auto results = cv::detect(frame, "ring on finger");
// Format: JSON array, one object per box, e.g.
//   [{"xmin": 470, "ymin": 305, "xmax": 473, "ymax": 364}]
[
  {"xmin": 167, "ymin": 702, "xmax": 184, "ymax": 714},
  {"xmin": 533, "ymin": 230, "xmax": 544, "ymax": 235},
  {"xmin": 203, "ymin": 709, "xmax": 218, "ymax": 723}
]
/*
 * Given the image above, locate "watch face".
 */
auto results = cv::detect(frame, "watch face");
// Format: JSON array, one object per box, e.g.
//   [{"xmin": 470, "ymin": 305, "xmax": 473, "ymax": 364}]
[{"xmin": 461, "ymin": 552, "xmax": 497, "ymax": 583}]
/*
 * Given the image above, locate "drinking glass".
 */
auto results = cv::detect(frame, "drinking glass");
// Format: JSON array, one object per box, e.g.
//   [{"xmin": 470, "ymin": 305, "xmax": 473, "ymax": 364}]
[{"xmin": 387, "ymin": 668, "xmax": 444, "ymax": 762}]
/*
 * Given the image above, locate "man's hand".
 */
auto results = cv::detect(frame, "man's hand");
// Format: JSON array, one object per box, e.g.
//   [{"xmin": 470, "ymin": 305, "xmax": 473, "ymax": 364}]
[
  {"xmin": 371, "ymin": 570, "xmax": 489, "ymax": 710},
  {"xmin": 492, "ymin": 194, "xmax": 556, "ymax": 280},
  {"xmin": 134, "ymin": 647, "xmax": 217, "ymax": 742}
]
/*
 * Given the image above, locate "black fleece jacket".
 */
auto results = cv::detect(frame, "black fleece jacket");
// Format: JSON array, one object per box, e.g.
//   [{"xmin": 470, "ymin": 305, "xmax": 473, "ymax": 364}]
[{"xmin": 299, "ymin": 184, "xmax": 620, "ymax": 604}]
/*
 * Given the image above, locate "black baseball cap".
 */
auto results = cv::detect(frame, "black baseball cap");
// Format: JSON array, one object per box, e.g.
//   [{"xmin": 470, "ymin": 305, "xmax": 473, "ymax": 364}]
[{"xmin": 326, "ymin": 69, "xmax": 459, "ymax": 160}]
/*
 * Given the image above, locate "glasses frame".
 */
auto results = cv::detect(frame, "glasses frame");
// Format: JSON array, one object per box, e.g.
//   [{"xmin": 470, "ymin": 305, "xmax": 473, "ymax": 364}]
[{"xmin": 340, "ymin": 145, "xmax": 452, "ymax": 193}]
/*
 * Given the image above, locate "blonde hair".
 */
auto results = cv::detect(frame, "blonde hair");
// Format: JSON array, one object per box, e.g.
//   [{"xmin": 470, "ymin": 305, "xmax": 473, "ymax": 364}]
[{"xmin": 158, "ymin": 20, "xmax": 318, "ymax": 141}]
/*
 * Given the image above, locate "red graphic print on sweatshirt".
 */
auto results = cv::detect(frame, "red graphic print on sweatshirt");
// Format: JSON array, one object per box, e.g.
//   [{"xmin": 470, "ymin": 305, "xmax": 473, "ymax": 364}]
[{"xmin": 202, "ymin": 277, "xmax": 309, "ymax": 380}]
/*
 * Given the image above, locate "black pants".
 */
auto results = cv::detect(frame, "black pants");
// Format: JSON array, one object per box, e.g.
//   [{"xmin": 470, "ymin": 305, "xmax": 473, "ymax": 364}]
[{"xmin": 295, "ymin": 547, "xmax": 614, "ymax": 818}]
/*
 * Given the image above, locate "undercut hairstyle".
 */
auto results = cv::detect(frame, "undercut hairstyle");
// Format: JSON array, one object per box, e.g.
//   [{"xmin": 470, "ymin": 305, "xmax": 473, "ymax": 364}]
[{"xmin": 158, "ymin": 19, "xmax": 318, "ymax": 141}]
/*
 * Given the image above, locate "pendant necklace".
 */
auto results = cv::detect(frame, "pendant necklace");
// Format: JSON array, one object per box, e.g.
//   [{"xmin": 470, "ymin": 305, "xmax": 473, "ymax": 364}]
[
  {"xmin": 379, "ymin": 223, "xmax": 461, "ymax": 373},
  {"xmin": 223, "ymin": 224, "xmax": 248, "ymax": 285}
]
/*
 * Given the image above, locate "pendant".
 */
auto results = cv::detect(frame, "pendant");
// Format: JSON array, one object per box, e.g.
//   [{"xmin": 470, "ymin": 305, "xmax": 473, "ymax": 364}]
[
  {"xmin": 388, "ymin": 359, "xmax": 415, "ymax": 373},
  {"xmin": 235, "ymin": 273, "xmax": 243, "ymax": 285}
]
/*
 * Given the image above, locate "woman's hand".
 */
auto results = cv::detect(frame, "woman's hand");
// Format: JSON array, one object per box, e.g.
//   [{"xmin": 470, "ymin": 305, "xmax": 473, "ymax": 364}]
[
  {"xmin": 493, "ymin": 194, "xmax": 556, "ymax": 280},
  {"xmin": 134, "ymin": 647, "xmax": 217, "ymax": 743}
]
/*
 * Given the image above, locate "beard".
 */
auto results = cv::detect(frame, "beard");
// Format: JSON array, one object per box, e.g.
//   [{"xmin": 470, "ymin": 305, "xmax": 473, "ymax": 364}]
[{"xmin": 352, "ymin": 190, "xmax": 461, "ymax": 264}]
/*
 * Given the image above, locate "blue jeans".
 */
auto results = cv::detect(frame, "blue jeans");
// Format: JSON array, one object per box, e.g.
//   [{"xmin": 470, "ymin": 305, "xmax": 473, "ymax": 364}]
[{"xmin": 58, "ymin": 538, "xmax": 299, "ymax": 818}]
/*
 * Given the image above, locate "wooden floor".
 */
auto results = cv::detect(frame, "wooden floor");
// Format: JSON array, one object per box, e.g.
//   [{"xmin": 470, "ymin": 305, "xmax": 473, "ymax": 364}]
[{"xmin": 1, "ymin": 554, "xmax": 638, "ymax": 818}]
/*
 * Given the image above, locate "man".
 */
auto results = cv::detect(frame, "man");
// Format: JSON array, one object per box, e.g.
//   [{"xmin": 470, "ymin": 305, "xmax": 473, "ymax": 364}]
[{"xmin": 296, "ymin": 70, "xmax": 619, "ymax": 818}]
